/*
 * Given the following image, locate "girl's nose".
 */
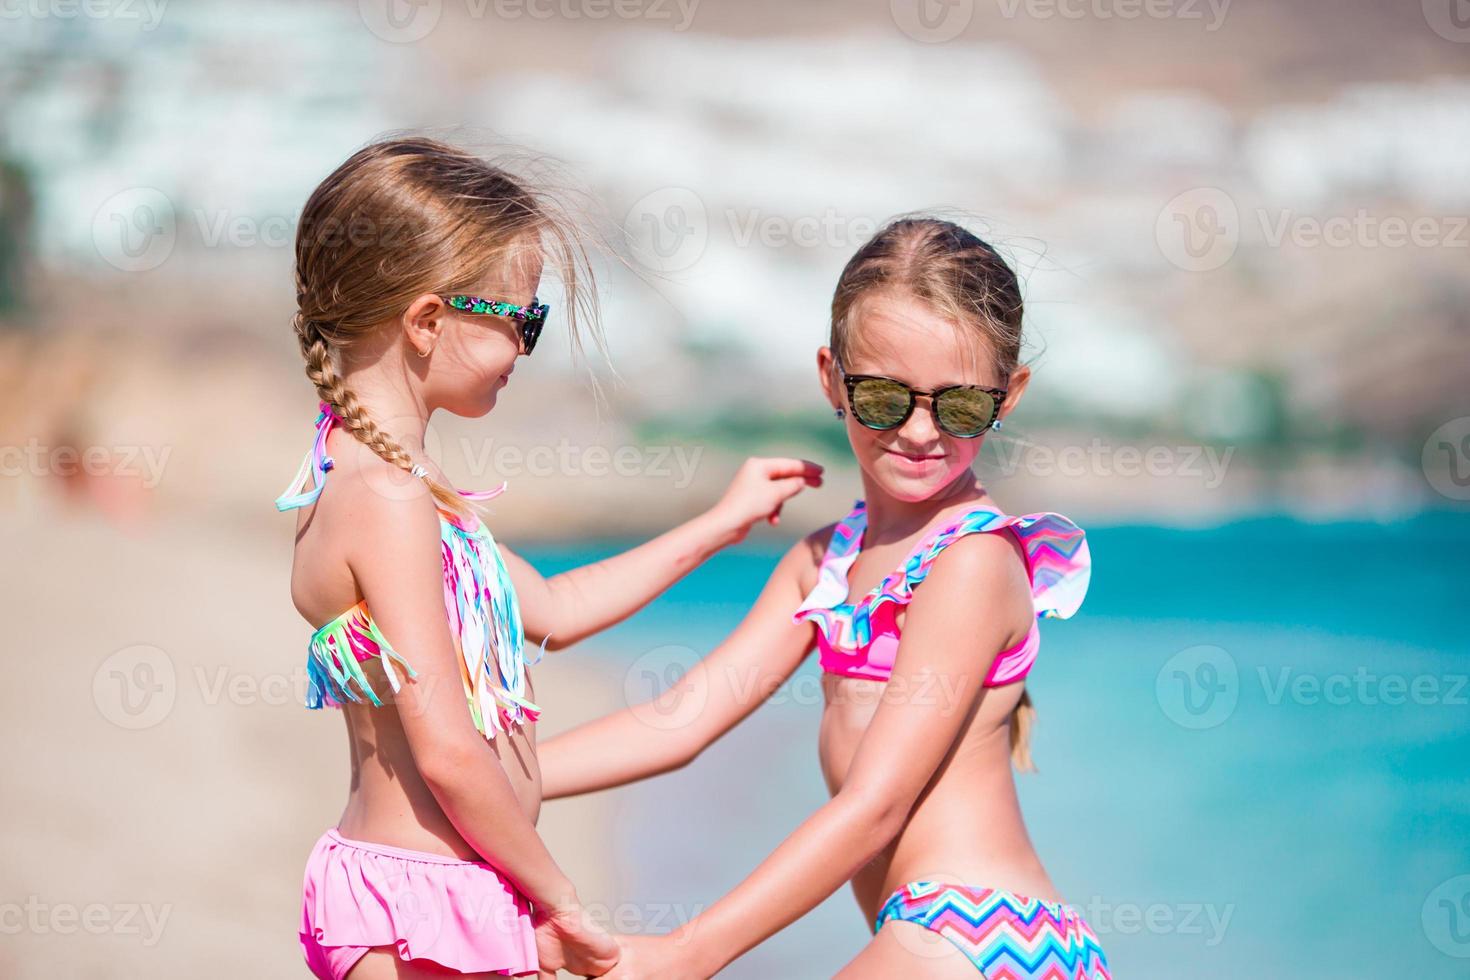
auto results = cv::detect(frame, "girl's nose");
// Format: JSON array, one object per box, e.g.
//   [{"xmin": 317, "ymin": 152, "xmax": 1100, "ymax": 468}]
[{"xmin": 897, "ymin": 394, "xmax": 941, "ymax": 443}]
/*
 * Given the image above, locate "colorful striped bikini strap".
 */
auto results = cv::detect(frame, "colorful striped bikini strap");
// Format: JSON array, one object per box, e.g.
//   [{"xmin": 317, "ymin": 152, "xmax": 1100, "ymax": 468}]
[
  {"xmin": 819, "ymin": 500, "xmax": 868, "ymax": 569},
  {"xmin": 274, "ymin": 402, "xmax": 507, "ymax": 512},
  {"xmin": 273, "ymin": 404, "xmax": 335, "ymax": 512}
]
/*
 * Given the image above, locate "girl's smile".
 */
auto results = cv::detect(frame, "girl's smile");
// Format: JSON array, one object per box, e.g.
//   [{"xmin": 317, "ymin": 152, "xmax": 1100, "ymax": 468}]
[{"xmin": 883, "ymin": 447, "xmax": 947, "ymax": 476}]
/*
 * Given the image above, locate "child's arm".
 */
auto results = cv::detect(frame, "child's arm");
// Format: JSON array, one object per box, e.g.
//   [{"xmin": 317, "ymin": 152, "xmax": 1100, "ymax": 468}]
[
  {"xmin": 502, "ymin": 457, "xmax": 821, "ymax": 651},
  {"xmin": 347, "ymin": 485, "xmax": 613, "ymax": 972},
  {"xmin": 539, "ymin": 533, "xmax": 823, "ymax": 800},
  {"xmin": 603, "ymin": 531, "xmax": 1037, "ymax": 979}
]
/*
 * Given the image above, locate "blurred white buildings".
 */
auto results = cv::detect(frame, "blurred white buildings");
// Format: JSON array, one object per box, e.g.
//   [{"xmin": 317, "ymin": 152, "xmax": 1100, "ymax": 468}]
[
  {"xmin": 2, "ymin": 4, "xmax": 1466, "ymax": 447},
  {"xmin": 1244, "ymin": 78, "xmax": 1470, "ymax": 210}
]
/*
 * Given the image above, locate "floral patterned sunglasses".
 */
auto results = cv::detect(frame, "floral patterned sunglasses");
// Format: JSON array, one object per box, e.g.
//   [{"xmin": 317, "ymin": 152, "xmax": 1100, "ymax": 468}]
[{"xmin": 442, "ymin": 294, "xmax": 550, "ymax": 355}]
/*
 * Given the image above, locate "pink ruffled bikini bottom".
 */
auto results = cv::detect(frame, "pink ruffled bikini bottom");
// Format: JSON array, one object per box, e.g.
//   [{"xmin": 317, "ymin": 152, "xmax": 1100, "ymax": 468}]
[{"xmin": 300, "ymin": 828, "xmax": 538, "ymax": 979}]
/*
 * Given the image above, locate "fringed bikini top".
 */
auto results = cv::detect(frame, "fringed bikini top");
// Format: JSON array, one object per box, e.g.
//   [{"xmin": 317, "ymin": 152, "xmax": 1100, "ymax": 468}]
[
  {"xmin": 793, "ymin": 501, "xmax": 1090, "ymax": 687},
  {"xmin": 275, "ymin": 404, "xmax": 540, "ymax": 739}
]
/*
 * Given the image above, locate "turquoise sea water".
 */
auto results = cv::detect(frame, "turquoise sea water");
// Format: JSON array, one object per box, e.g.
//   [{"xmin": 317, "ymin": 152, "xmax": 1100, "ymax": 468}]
[{"xmin": 528, "ymin": 513, "xmax": 1470, "ymax": 978}]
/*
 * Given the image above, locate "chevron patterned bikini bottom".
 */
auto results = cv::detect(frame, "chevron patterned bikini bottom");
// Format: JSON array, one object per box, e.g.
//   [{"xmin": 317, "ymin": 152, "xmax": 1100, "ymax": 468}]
[{"xmin": 876, "ymin": 882, "xmax": 1112, "ymax": 979}]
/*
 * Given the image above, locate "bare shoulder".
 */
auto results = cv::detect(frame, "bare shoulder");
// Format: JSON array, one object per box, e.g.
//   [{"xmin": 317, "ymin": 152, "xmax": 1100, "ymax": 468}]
[
  {"xmin": 914, "ymin": 529, "xmax": 1034, "ymax": 627},
  {"xmin": 316, "ymin": 428, "xmax": 442, "ymax": 563},
  {"xmin": 288, "ymin": 427, "xmax": 444, "ymax": 628}
]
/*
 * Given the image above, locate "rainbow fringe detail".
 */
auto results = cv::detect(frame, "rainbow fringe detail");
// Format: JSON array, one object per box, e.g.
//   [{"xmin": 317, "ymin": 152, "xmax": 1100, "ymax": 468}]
[
  {"xmin": 437, "ymin": 508, "xmax": 543, "ymax": 735},
  {"xmin": 305, "ymin": 602, "xmax": 418, "ymax": 709},
  {"xmin": 279, "ymin": 404, "xmax": 539, "ymax": 739}
]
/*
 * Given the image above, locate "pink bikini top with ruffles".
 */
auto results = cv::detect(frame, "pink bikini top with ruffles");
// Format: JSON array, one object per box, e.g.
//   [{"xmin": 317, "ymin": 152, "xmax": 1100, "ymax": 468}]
[{"xmin": 793, "ymin": 501, "xmax": 1091, "ymax": 687}]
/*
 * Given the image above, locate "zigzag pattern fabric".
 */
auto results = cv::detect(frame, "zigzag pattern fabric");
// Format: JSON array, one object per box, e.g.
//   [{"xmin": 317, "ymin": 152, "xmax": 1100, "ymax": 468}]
[{"xmin": 877, "ymin": 881, "xmax": 1111, "ymax": 979}]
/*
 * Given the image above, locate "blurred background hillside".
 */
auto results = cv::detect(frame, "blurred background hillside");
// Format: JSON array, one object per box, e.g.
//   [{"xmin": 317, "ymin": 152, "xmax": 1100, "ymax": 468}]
[
  {"xmin": 1, "ymin": 2, "xmax": 1467, "ymax": 978},
  {"xmin": 2, "ymin": 0, "xmax": 1468, "ymax": 528}
]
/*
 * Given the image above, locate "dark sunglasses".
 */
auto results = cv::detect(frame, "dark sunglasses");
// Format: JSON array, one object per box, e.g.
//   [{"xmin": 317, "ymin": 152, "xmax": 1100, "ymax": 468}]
[
  {"xmin": 442, "ymin": 294, "xmax": 550, "ymax": 355},
  {"xmin": 841, "ymin": 367, "xmax": 1007, "ymax": 438}
]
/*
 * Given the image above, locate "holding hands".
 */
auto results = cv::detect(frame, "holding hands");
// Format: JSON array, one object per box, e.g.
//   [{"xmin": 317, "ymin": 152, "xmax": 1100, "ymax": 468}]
[
  {"xmin": 534, "ymin": 902, "xmax": 620, "ymax": 979},
  {"xmin": 533, "ymin": 455, "xmax": 822, "ymax": 979},
  {"xmin": 539, "ymin": 927, "xmax": 706, "ymax": 980},
  {"xmin": 602, "ymin": 932, "xmax": 708, "ymax": 980}
]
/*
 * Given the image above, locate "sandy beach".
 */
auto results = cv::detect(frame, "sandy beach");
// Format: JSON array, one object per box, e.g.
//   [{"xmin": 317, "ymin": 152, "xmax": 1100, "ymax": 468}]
[
  {"xmin": 3, "ymin": 3, "xmax": 1468, "ymax": 974},
  {"xmin": 0, "ymin": 500, "xmax": 634, "ymax": 977}
]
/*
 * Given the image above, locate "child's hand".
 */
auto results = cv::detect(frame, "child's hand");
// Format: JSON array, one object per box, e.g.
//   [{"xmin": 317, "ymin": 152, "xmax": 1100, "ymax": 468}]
[
  {"xmin": 601, "ymin": 932, "xmax": 708, "ymax": 979},
  {"xmin": 711, "ymin": 457, "xmax": 824, "ymax": 542},
  {"xmin": 534, "ymin": 902, "xmax": 620, "ymax": 977}
]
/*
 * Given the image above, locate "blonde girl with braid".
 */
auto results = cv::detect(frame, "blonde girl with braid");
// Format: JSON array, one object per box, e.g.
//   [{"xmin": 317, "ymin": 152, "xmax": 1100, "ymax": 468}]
[{"xmin": 278, "ymin": 137, "xmax": 823, "ymax": 980}]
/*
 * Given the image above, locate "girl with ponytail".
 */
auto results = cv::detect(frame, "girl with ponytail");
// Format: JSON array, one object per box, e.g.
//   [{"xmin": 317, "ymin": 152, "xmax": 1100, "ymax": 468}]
[{"xmin": 544, "ymin": 217, "xmax": 1110, "ymax": 979}]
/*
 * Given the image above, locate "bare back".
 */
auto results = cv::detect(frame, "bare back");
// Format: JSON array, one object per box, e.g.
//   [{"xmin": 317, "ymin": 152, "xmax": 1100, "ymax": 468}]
[{"xmin": 289, "ymin": 426, "xmax": 541, "ymax": 860}]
